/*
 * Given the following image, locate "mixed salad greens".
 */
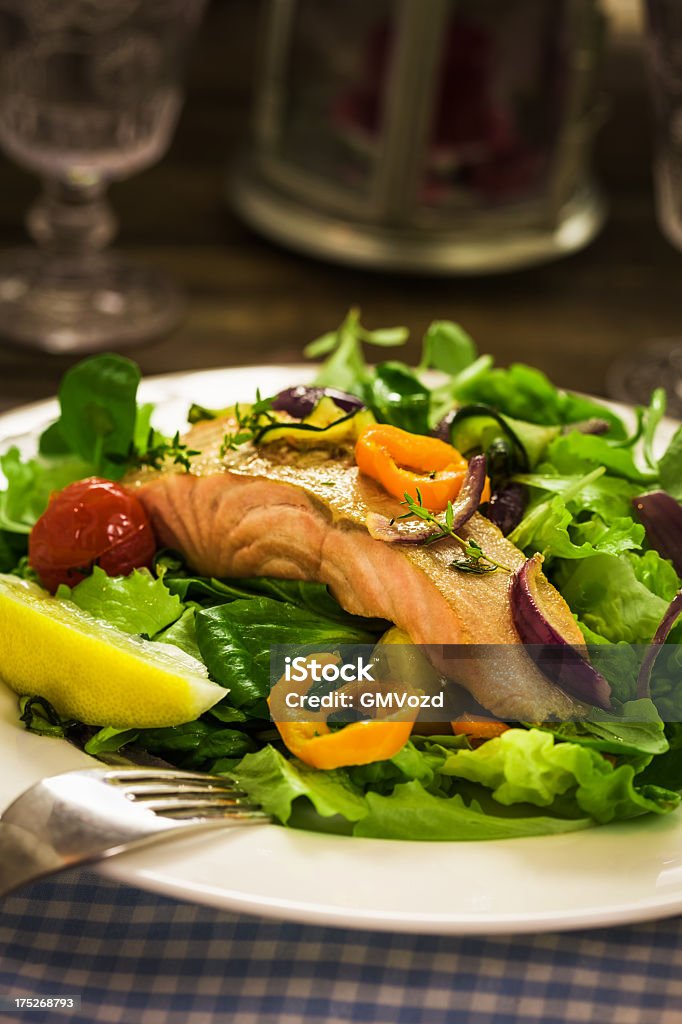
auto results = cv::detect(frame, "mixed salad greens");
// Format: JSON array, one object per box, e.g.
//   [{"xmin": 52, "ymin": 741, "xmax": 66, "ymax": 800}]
[{"xmin": 2, "ymin": 310, "xmax": 682, "ymax": 841}]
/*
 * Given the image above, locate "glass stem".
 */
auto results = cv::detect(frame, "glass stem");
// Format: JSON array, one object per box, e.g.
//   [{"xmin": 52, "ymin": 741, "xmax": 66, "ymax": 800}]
[{"xmin": 26, "ymin": 178, "xmax": 117, "ymax": 262}]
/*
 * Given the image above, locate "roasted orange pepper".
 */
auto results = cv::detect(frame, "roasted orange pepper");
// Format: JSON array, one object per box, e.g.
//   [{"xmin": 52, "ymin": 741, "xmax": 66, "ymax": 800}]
[
  {"xmin": 355, "ymin": 424, "xmax": 489, "ymax": 512},
  {"xmin": 273, "ymin": 718, "xmax": 414, "ymax": 770},
  {"xmin": 451, "ymin": 715, "xmax": 510, "ymax": 740},
  {"xmin": 269, "ymin": 654, "xmax": 414, "ymax": 770}
]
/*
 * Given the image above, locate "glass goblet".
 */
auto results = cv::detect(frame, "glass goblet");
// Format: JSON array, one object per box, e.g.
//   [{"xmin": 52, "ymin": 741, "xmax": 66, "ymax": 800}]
[{"xmin": 0, "ymin": 0, "xmax": 206, "ymax": 354}]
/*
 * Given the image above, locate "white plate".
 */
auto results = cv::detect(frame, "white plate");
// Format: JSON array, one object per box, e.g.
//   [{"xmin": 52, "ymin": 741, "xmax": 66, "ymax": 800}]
[{"xmin": 1, "ymin": 364, "xmax": 681, "ymax": 935}]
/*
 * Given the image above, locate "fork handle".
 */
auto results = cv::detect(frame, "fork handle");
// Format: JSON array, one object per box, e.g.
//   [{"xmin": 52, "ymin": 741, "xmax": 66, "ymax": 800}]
[{"xmin": 0, "ymin": 822, "xmax": 75, "ymax": 898}]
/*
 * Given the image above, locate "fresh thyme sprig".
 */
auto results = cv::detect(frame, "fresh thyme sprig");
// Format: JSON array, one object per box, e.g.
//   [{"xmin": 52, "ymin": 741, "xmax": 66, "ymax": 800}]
[
  {"xmin": 107, "ymin": 429, "xmax": 200, "ymax": 473},
  {"xmin": 219, "ymin": 390, "xmax": 276, "ymax": 457},
  {"xmin": 138, "ymin": 429, "xmax": 200, "ymax": 471},
  {"xmin": 398, "ymin": 490, "xmax": 511, "ymax": 574}
]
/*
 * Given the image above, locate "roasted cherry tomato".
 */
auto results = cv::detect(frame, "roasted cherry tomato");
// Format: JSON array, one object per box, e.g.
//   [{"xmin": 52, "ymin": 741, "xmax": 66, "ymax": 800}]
[{"xmin": 29, "ymin": 477, "xmax": 156, "ymax": 593}]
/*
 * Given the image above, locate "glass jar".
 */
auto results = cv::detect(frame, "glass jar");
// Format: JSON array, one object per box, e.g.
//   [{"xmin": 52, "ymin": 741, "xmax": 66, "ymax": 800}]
[{"xmin": 230, "ymin": 0, "xmax": 607, "ymax": 274}]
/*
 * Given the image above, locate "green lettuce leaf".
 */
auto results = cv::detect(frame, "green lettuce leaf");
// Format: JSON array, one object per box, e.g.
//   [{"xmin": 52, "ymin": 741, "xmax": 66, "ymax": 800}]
[
  {"xmin": 629, "ymin": 548, "xmax": 681, "ymax": 600},
  {"xmin": 440, "ymin": 728, "xmax": 679, "ymax": 822},
  {"xmin": 557, "ymin": 552, "xmax": 675, "ymax": 643},
  {"xmin": 534, "ymin": 700, "xmax": 668, "ymax": 758},
  {"xmin": 514, "ymin": 472, "xmax": 641, "ymax": 521},
  {"xmin": 155, "ymin": 607, "xmax": 202, "ymax": 659},
  {"xmin": 195, "ymin": 597, "xmax": 378, "ymax": 707},
  {"xmin": 659, "ymin": 425, "xmax": 682, "ymax": 499},
  {"xmin": 569, "ymin": 515, "xmax": 644, "ymax": 556},
  {"xmin": 454, "ymin": 362, "xmax": 624, "ymax": 434},
  {"xmin": 638, "ymin": 724, "xmax": 682, "ymax": 792},
  {"xmin": 0, "ymin": 529, "xmax": 28, "ymax": 573},
  {"xmin": 353, "ymin": 781, "xmax": 592, "ymax": 840},
  {"xmin": 0, "ymin": 447, "xmax": 90, "ymax": 533},
  {"xmin": 510, "ymin": 490, "xmax": 642, "ymax": 563},
  {"xmin": 131, "ymin": 720, "xmax": 258, "ymax": 770},
  {"xmin": 57, "ymin": 567, "xmax": 183, "ymax": 637},
  {"xmin": 544, "ymin": 432, "xmax": 654, "ymax": 484},
  {"xmin": 232, "ymin": 747, "xmax": 592, "ymax": 840},
  {"xmin": 231, "ymin": 745, "xmax": 368, "ymax": 824}
]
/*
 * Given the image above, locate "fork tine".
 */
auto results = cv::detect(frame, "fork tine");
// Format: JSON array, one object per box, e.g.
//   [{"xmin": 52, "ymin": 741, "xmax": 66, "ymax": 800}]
[
  {"xmin": 102, "ymin": 769, "xmax": 233, "ymax": 785},
  {"xmin": 122, "ymin": 781, "xmax": 247, "ymax": 798},
  {"xmin": 160, "ymin": 807, "xmax": 270, "ymax": 822},
  {"xmin": 133, "ymin": 796, "xmax": 249, "ymax": 812}
]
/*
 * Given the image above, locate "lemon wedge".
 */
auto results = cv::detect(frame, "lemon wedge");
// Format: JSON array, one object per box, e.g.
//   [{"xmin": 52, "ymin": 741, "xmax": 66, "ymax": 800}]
[{"xmin": 0, "ymin": 574, "xmax": 226, "ymax": 727}]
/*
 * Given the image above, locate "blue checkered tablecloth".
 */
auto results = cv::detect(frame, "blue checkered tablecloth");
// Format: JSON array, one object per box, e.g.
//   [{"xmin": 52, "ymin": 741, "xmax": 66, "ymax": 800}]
[{"xmin": 1, "ymin": 871, "xmax": 682, "ymax": 1024}]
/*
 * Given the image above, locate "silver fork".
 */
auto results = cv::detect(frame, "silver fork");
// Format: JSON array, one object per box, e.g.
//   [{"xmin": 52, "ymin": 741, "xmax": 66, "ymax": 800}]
[{"xmin": 0, "ymin": 767, "xmax": 270, "ymax": 898}]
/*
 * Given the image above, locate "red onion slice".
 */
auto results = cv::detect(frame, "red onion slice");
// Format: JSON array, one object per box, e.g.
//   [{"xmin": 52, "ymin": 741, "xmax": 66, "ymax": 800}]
[
  {"xmin": 366, "ymin": 454, "xmax": 487, "ymax": 544},
  {"xmin": 636, "ymin": 589, "xmax": 682, "ymax": 699},
  {"xmin": 272, "ymin": 386, "xmax": 364, "ymax": 419},
  {"xmin": 511, "ymin": 554, "xmax": 612, "ymax": 710},
  {"xmin": 632, "ymin": 491, "xmax": 682, "ymax": 577}
]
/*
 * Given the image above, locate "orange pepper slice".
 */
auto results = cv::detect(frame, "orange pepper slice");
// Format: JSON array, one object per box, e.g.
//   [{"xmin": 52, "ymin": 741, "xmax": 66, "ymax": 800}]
[
  {"xmin": 451, "ymin": 715, "xmax": 510, "ymax": 740},
  {"xmin": 274, "ymin": 718, "xmax": 414, "ymax": 770},
  {"xmin": 269, "ymin": 653, "xmax": 414, "ymax": 769},
  {"xmin": 355, "ymin": 424, "xmax": 489, "ymax": 512}
]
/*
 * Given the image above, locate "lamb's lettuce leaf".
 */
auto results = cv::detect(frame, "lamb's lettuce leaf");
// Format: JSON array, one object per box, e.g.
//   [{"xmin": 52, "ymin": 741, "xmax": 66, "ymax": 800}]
[
  {"xmin": 39, "ymin": 353, "xmax": 141, "ymax": 479},
  {"xmin": 418, "ymin": 321, "xmax": 477, "ymax": 375},
  {"xmin": 132, "ymin": 720, "xmax": 258, "ymax": 770},
  {"xmin": 305, "ymin": 309, "xmax": 408, "ymax": 394}
]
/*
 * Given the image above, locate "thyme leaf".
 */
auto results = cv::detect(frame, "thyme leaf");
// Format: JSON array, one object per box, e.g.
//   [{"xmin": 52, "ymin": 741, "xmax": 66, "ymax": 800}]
[
  {"xmin": 219, "ymin": 390, "xmax": 275, "ymax": 457},
  {"xmin": 400, "ymin": 491, "xmax": 511, "ymax": 573},
  {"xmin": 107, "ymin": 429, "xmax": 200, "ymax": 473}
]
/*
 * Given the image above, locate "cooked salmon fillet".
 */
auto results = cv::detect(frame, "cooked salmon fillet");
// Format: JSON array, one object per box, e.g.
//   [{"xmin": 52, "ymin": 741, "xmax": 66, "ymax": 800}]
[{"xmin": 127, "ymin": 417, "xmax": 586, "ymax": 720}]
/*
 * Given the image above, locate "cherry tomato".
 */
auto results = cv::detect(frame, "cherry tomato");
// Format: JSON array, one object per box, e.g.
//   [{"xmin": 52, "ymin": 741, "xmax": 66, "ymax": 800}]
[{"xmin": 29, "ymin": 477, "xmax": 156, "ymax": 593}]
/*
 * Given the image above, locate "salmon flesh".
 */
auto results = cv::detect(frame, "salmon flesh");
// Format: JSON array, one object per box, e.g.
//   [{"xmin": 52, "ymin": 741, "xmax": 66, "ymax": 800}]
[{"xmin": 127, "ymin": 417, "xmax": 586, "ymax": 721}]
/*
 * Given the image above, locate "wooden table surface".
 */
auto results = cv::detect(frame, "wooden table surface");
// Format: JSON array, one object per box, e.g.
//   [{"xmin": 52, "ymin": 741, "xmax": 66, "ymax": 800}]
[{"xmin": 0, "ymin": 2, "xmax": 679, "ymax": 411}]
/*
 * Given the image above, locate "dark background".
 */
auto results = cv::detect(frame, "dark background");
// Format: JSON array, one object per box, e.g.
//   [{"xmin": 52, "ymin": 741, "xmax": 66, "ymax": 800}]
[{"xmin": 0, "ymin": 0, "xmax": 678, "ymax": 408}]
